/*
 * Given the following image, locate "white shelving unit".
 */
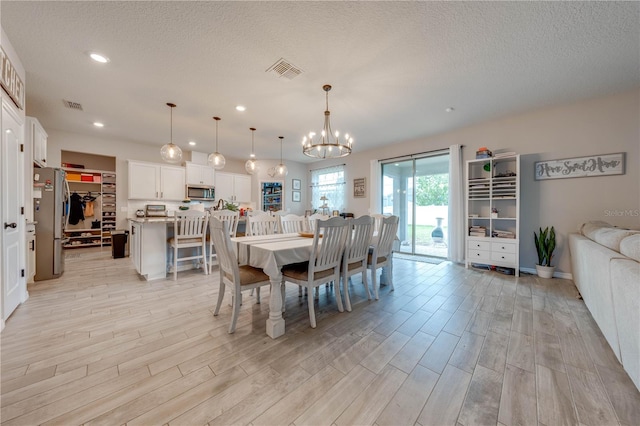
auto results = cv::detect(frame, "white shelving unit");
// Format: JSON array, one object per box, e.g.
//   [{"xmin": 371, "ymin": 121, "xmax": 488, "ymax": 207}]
[
  {"xmin": 465, "ymin": 154, "xmax": 520, "ymax": 275},
  {"xmin": 64, "ymin": 168, "xmax": 117, "ymax": 248}
]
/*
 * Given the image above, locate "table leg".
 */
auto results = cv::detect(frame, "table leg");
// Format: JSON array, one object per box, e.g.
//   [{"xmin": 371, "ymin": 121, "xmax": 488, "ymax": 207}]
[{"xmin": 266, "ymin": 273, "xmax": 285, "ymax": 338}]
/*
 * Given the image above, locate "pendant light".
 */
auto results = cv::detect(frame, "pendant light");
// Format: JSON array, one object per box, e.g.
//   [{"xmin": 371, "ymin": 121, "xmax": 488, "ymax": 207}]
[
  {"xmin": 160, "ymin": 102, "xmax": 183, "ymax": 163},
  {"xmin": 244, "ymin": 127, "xmax": 259, "ymax": 175},
  {"xmin": 275, "ymin": 136, "xmax": 288, "ymax": 177},
  {"xmin": 207, "ymin": 116, "xmax": 226, "ymax": 170}
]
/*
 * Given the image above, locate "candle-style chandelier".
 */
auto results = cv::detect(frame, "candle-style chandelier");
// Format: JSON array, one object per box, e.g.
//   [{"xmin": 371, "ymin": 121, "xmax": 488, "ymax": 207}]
[{"xmin": 302, "ymin": 84, "xmax": 353, "ymax": 159}]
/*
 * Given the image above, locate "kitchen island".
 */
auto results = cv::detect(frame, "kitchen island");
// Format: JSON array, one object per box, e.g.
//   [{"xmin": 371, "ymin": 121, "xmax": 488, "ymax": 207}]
[{"xmin": 128, "ymin": 217, "xmax": 172, "ymax": 280}]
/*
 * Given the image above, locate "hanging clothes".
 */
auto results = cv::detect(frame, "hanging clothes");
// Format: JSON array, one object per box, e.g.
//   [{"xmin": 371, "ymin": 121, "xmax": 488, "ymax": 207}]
[
  {"xmin": 69, "ymin": 192, "xmax": 85, "ymax": 225},
  {"xmin": 84, "ymin": 200, "xmax": 95, "ymax": 217}
]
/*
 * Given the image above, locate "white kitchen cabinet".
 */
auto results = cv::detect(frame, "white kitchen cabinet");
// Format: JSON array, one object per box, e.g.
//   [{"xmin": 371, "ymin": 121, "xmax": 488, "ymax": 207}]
[
  {"xmin": 128, "ymin": 160, "xmax": 186, "ymax": 201},
  {"xmin": 26, "ymin": 116, "xmax": 48, "ymax": 168},
  {"xmin": 185, "ymin": 161, "xmax": 215, "ymax": 187},
  {"xmin": 215, "ymin": 172, "xmax": 251, "ymax": 203},
  {"xmin": 129, "ymin": 220, "xmax": 167, "ymax": 280}
]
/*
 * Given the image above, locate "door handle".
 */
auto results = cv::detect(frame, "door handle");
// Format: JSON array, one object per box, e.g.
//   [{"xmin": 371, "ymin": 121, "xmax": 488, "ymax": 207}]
[{"xmin": 4, "ymin": 222, "xmax": 17, "ymax": 229}]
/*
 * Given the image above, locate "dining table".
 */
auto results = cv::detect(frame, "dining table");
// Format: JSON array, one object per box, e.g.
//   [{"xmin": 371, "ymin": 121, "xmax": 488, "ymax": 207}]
[
  {"xmin": 230, "ymin": 231, "xmax": 393, "ymax": 339},
  {"xmin": 231, "ymin": 233, "xmax": 315, "ymax": 338}
]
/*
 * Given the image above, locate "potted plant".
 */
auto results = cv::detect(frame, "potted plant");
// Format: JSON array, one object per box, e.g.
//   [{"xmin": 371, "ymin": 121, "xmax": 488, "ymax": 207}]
[{"xmin": 534, "ymin": 226, "xmax": 556, "ymax": 278}]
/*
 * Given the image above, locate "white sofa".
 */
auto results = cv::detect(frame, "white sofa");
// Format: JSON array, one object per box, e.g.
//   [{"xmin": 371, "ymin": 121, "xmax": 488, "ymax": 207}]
[{"xmin": 569, "ymin": 221, "xmax": 640, "ymax": 391}]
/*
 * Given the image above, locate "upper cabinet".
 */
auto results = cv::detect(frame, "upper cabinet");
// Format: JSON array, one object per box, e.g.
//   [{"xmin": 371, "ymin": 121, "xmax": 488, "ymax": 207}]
[
  {"xmin": 215, "ymin": 172, "xmax": 251, "ymax": 203},
  {"xmin": 185, "ymin": 161, "xmax": 215, "ymax": 187},
  {"xmin": 128, "ymin": 160, "xmax": 185, "ymax": 200},
  {"xmin": 26, "ymin": 117, "xmax": 47, "ymax": 168}
]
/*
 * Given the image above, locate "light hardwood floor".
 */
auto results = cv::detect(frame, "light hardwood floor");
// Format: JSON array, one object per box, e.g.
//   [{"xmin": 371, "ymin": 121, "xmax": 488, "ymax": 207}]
[{"xmin": 1, "ymin": 248, "xmax": 639, "ymax": 425}]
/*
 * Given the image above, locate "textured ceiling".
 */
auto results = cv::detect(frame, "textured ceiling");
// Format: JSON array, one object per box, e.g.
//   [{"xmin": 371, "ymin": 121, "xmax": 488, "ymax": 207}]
[{"xmin": 2, "ymin": 1, "xmax": 638, "ymax": 163}]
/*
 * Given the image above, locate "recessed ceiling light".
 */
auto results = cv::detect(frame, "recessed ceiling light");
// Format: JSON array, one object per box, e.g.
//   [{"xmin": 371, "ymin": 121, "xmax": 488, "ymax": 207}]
[
  {"xmin": 189, "ymin": 141, "xmax": 196, "ymax": 146},
  {"xmin": 445, "ymin": 107, "xmax": 455, "ymax": 113},
  {"xmin": 89, "ymin": 52, "xmax": 110, "ymax": 63},
  {"xmin": 93, "ymin": 122, "xmax": 104, "ymax": 128},
  {"xmin": 235, "ymin": 105, "xmax": 246, "ymax": 112}
]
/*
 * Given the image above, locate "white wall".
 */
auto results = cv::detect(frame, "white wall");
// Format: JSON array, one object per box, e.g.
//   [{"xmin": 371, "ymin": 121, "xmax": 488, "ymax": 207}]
[{"xmin": 311, "ymin": 88, "xmax": 640, "ymax": 275}]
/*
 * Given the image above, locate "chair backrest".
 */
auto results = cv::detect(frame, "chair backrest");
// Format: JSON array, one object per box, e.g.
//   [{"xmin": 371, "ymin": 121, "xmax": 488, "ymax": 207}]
[
  {"xmin": 371, "ymin": 213, "xmax": 387, "ymax": 234},
  {"xmin": 345, "ymin": 215, "xmax": 374, "ymax": 265},
  {"xmin": 246, "ymin": 213, "xmax": 278, "ymax": 236},
  {"xmin": 376, "ymin": 215, "xmax": 399, "ymax": 258},
  {"xmin": 211, "ymin": 210, "xmax": 240, "ymax": 238},
  {"xmin": 279, "ymin": 214, "xmax": 306, "ymax": 234},
  {"xmin": 310, "ymin": 217, "xmax": 350, "ymax": 274},
  {"xmin": 272, "ymin": 210, "xmax": 289, "ymax": 217},
  {"xmin": 247, "ymin": 209, "xmax": 269, "ymax": 217},
  {"xmin": 307, "ymin": 213, "xmax": 329, "ymax": 233},
  {"xmin": 209, "ymin": 217, "xmax": 240, "ymax": 284},
  {"xmin": 174, "ymin": 210, "xmax": 209, "ymax": 241}
]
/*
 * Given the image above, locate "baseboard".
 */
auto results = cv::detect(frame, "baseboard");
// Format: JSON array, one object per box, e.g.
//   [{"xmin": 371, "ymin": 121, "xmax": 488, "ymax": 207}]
[{"xmin": 520, "ymin": 267, "xmax": 573, "ymax": 280}]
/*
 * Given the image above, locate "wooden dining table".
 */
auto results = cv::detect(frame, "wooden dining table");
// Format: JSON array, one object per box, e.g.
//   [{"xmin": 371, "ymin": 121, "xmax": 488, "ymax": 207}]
[
  {"xmin": 230, "ymin": 231, "xmax": 392, "ymax": 339},
  {"xmin": 231, "ymin": 233, "xmax": 315, "ymax": 338}
]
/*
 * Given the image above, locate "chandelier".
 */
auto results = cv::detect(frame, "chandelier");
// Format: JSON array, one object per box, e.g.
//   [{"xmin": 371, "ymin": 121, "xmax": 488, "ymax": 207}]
[
  {"xmin": 245, "ymin": 127, "xmax": 258, "ymax": 175},
  {"xmin": 302, "ymin": 84, "xmax": 353, "ymax": 159},
  {"xmin": 160, "ymin": 103, "xmax": 183, "ymax": 163},
  {"xmin": 208, "ymin": 116, "xmax": 226, "ymax": 170}
]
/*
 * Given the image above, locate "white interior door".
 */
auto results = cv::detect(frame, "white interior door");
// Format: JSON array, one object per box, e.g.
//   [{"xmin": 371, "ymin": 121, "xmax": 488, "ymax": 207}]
[{"xmin": 2, "ymin": 99, "xmax": 25, "ymax": 321}]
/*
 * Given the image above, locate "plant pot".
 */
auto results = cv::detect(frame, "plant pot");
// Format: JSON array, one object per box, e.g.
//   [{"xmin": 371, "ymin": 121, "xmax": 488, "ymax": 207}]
[{"xmin": 536, "ymin": 264, "xmax": 555, "ymax": 279}]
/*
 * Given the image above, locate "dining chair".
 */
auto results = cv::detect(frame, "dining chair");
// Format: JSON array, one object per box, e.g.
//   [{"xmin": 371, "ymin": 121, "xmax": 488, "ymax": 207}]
[
  {"xmin": 371, "ymin": 213, "xmax": 388, "ymax": 234},
  {"xmin": 367, "ymin": 215, "xmax": 399, "ymax": 299},
  {"xmin": 247, "ymin": 209, "xmax": 269, "ymax": 217},
  {"xmin": 342, "ymin": 215, "xmax": 374, "ymax": 311},
  {"xmin": 208, "ymin": 209, "xmax": 240, "ymax": 273},
  {"xmin": 167, "ymin": 210, "xmax": 209, "ymax": 281},
  {"xmin": 210, "ymin": 217, "xmax": 272, "ymax": 333},
  {"xmin": 246, "ymin": 213, "xmax": 278, "ymax": 236},
  {"xmin": 306, "ymin": 213, "xmax": 329, "ymax": 233},
  {"xmin": 279, "ymin": 213, "xmax": 306, "ymax": 234},
  {"xmin": 281, "ymin": 217, "xmax": 350, "ymax": 328}
]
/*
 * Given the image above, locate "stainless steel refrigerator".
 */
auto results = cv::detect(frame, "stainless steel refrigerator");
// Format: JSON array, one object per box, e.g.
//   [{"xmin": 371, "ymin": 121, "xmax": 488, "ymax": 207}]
[{"xmin": 34, "ymin": 167, "xmax": 69, "ymax": 280}]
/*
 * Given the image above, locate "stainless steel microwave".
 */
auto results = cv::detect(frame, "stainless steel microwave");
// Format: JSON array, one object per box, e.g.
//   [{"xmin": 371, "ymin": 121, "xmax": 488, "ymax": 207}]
[{"xmin": 187, "ymin": 186, "xmax": 215, "ymax": 200}]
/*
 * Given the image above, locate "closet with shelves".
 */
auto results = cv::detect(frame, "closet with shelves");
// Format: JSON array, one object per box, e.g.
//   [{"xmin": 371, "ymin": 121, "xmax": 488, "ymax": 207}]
[{"xmin": 465, "ymin": 154, "xmax": 520, "ymax": 275}]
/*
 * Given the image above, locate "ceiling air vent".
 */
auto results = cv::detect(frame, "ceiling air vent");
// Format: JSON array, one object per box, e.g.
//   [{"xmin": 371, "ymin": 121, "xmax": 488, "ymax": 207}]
[
  {"xmin": 62, "ymin": 99, "xmax": 83, "ymax": 111},
  {"xmin": 266, "ymin": 58, "xmax": 303, "ymax": 80}
]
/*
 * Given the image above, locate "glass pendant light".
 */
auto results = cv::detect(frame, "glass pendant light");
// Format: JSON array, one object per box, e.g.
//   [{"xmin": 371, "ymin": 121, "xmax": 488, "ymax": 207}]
[
  {"xmin": 207, "ymin": 116, "xmax": 226, "ymax": 170},
  {"xmin": 244, "ymin": 127, "xmax": 259, "ymax": 175},
  {"xmin": 160, "ymin": 102, "xmax": 183, "ymax": 163},
  {"xmin": 275, "ymin": 136, "xmax": 288, "ymax": 177}
]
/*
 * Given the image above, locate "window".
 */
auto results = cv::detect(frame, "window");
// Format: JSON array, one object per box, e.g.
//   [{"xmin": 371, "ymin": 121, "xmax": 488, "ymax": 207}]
[{"xmin": 310, "ymin": 165, "xmax": 345, "ymax": 212}]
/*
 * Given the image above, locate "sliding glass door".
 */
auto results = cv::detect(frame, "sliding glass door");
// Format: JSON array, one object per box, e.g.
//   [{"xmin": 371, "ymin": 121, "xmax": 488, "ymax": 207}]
[{"xmin": 381, "ymin": 152, "xmax": 450, "ymax": 257}]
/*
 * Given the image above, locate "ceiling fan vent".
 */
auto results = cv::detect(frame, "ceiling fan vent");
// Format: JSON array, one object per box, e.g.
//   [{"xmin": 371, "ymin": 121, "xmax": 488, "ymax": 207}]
[
  {"xmin": 62, "ymin": 99, "xmax": 83, "ymax": 111},
  {"xmin": 266, "ymin": 58, "xmax": 303, "ymax": 80}
]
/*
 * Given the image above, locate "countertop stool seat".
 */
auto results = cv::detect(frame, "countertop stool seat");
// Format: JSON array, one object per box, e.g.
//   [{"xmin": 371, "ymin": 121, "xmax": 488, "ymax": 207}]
[{"xmin": 168, "ymin": 210, "xmax": 209, "ymax": 281}]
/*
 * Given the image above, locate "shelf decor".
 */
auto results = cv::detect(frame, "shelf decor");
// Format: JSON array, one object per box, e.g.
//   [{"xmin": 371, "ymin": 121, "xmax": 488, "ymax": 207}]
[{"xmin": 534, "ymin": 152, "xmax": 625, "ymax": 180}]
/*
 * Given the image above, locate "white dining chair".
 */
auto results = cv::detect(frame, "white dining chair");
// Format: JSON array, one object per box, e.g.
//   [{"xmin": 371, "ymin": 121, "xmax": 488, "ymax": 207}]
[
  {"xmin": 168, "ymin": 210, "xmax": 209, "ymax": 281},
  {"xmin": 247, "ymin": 209, "xmax": 269, "ymax": 217},
  {"xmin": 342, "ymin": 215, "xmax": 374, "ymax": 311},
  {"xmin": 370, "ymin": 213, "xmax": 388, "ymax": 234},
  {"xmin": 367, "ymin": 215, "xmax": 399, "ymax": 299},
  {"xmin": 210, "ymin": 217, "xmax": 271, "ymax": 333},
  {"xmin": 246, "ymin": 213, "xmax": 278, "ymax": 236},
  {"xmin": 306, "ymin": 213, "xmax": 329, "ymax": 233},
  {"xmin": 208, "ymin": 209, "xmax": 240, "ymax": 273},
  {"xmin": 279, "ymin": 214, "xmax": 306, "ymax": 234},
  {"xmin": 281, "ymin": 217, "xmax": 350, "ymax": 328}
]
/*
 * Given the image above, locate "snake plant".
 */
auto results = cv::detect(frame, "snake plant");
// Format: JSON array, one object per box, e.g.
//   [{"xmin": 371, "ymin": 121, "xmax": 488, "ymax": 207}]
[{"xmin": 534, "ymin": 226, "xmax": 556, "ymax": 267}]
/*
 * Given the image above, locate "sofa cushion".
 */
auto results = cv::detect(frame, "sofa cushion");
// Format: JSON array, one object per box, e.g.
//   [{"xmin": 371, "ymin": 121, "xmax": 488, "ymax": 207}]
[
  {"xmin": 593, "ymin": 228, "xmax": 640, "ymax": 253},
  {"xmin": 580, "ymin": 221, "xmax": 613, "ymax": 240},
  {"xmin": 620, "ymin": 234, "xmax": 640, "ymax": 262}
]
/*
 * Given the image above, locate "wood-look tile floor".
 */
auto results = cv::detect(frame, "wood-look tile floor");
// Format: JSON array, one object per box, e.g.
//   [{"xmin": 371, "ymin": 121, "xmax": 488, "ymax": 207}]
[{"xmin": 2, "ymin": 248, "xmax": 639, "ymax": 425}]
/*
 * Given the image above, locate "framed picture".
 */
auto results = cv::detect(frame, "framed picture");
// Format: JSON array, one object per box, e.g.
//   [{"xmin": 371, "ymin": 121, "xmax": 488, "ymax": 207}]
[
  {"xmin": 292, "ymin": 179, "xmax": 301, "ymax": 190},
  {"xmin": 534, "ymin": 152, "xmax": 625, "ymax": 180},
  {"xmin": 332, "ymin": 210, "xmax": 340, "ymax": 217},
  {"xmin": 292, "ymin": 191, "xmax": 301, "ymax": 202},
  {"xmin": 354, "ymin": 177, "xmax": 366, "ymax": 198}
]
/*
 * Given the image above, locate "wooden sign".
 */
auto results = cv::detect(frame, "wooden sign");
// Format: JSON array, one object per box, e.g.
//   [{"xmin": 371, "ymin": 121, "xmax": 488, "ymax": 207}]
[
  {"xmin": 0, "ymin": 46, "xmax": 25, "ymax": 110},
  {"xmin": 535, "ymin": 153, "xmax": 625, "ymax": 180}
]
